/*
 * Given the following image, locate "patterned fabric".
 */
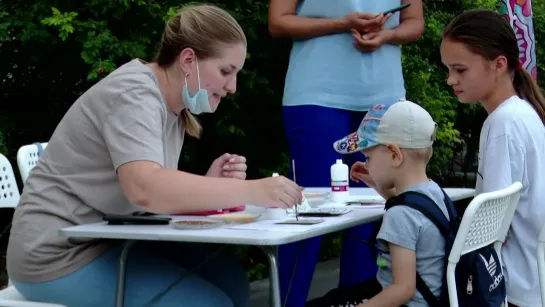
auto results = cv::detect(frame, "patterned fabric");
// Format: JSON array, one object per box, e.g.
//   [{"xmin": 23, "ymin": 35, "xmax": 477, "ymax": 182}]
[
  {"xmin": 333, "ymin": 100, "xmax": 437, "ymax": 155},
  {"xmin": 501, "ymin": 0, "xmax": 537, "ymax": 80},
  {"xmin": 333, "ymin": 104, "xmax": 387, "ymax": 154}
]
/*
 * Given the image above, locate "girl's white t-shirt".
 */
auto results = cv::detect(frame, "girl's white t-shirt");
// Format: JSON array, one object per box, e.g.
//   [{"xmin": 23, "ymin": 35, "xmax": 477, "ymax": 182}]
[{"xmin": 476, "ymin": 95, "xmax": 545, "ymax": 306}]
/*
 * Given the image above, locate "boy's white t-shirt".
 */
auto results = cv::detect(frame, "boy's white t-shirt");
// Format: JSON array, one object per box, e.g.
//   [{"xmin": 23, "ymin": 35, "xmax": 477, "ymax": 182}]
[{"xmin": 476, "ymin": 95, "xmax": 545, "ymax": 307}]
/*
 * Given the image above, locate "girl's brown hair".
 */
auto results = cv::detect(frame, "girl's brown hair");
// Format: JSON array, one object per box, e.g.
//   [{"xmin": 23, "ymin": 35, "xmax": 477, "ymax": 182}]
[
  {"xmin": 443, "ymin": 9, "xmax": 545, "ymax": 124},
  {"xmin": 154, "ymin": 4, "xmax": 247, "ymax": 137}
]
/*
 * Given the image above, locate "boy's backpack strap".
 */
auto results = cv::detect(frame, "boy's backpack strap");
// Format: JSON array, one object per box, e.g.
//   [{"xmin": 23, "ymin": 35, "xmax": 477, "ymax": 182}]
[
  {"xmin": 385, "ymin": 191, "xmax": 452, "ymax": 307},
  {"xmin": 440, "ymin": 188, "xmax": 458, "ymax": 222},
  {"xmin": 415, "ymin": 274, "xmax": 441, "ymax": 307},
  {"xmin": 386, "ymin": 191, "xmax": 450, "ymax": 235}
]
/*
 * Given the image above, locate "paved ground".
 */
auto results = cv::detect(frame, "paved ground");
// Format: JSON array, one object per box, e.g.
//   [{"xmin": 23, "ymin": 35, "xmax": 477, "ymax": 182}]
[{"xmin": 250, "ymin": 258, "xmax": 340, "ymax": 307}]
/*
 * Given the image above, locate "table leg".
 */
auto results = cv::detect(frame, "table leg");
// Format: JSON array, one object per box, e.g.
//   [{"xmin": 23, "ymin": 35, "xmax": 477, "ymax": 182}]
[
  {"xmin": 116, "ymin": 240, "xmax": 136, "ymax": 307},
  {"xmin": 260, "ymin": 246, "xmax": 281, "ymax": 307}
]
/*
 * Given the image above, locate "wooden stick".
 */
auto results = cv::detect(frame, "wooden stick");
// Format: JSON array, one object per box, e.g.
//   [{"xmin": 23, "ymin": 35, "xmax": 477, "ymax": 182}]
[{"xmin": 292, "ymin": 159, "xmax": 298, "ymax": 220}]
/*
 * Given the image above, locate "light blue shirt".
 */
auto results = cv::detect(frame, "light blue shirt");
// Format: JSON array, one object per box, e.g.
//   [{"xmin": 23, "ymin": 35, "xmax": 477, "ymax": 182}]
[{"xmin": 283, "ymin": 0, "xmax": 406, "ymax": 111}]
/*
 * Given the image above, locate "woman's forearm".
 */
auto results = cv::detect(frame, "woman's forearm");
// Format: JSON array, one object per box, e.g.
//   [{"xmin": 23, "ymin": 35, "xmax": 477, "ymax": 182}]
[
  {"xmin": 386, "ymin": 0, "xmax": 424, "ymax": 45},
  {"xmin": 268, "ymin": 15, "xmax": 348, "ymax": 38},
  {"xmin": 385, "ymin": 18, "xmax": 424, "ymax": 45},
  {"xmin": 138, "ymin": 168, "xmax": 258, "ymax": 214}
]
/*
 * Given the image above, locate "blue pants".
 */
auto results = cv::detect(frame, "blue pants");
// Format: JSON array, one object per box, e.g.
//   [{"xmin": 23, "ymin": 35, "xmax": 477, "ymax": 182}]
[
  {"xmin": 13, "ymin": 242, "xmax": 250, "ymax": 307},
  {"xmin": 280, "ymin": 105, "xmax": 378, "ymax": 307}
]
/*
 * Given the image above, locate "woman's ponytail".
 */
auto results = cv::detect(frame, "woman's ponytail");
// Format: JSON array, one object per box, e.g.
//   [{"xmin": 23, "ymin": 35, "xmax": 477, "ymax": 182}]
[
  {"xmin": 181, "ymin": 108, "xmax": 202, "ymax": 138},
  {"xmin": 513, "ymin": 68, "xmax": 545, "ymax": 125}
]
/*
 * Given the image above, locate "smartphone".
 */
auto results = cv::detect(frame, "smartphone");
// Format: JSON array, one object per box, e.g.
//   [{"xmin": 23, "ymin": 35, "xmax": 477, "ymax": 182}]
[
  {"xmin": 103, "ymin": 214, "xmax": 172, "ymax": 225},
  {"xmin": 383, "ymin": 3, "xmax": 411, "ymax": 15}
]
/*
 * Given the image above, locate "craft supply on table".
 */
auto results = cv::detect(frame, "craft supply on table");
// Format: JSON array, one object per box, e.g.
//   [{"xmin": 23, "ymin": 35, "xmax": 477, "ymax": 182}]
[
  {"xmin": 319, "ymin": 202, "xmax": 384, "ymax": 210},
  {"xmin": 303, "ymin": 191, "xmax": 328, "ymax": 198},
  {"xmin": 206, "ymin": 212, "xmax": 260, "ymax": 224},
  {"xmin": 297, "ymin": 208, "xmax": 352, "ymax": 217},
  {"xmin": 275, "ymin": 218, "xmax": 325, "ymax": 225},
  {"xmin": 227, "ymin": 216, "xmax": 356, "ymax": 232},
  {"xmin": 172, "ymin": 219, "xmax": 224, "ymax": 230},
  {"xmin": 262, "ymin": 208, "xmax": 288, "ymax": 220},
  {"xmin": 103, "ymin": 214, "xmax": 172, "ymax": 225},
  {"xmin": 176, "ymin": 205, "xmax": 246, "ymax": 217},
  {"xmin": 331, "ymin": 159, "xmax": 349, "ymax": 202}
]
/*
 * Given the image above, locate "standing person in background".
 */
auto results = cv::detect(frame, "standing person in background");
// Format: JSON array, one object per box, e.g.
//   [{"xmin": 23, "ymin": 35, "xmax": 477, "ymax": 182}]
[
  {"xmin": 441, "ymin": 8, "xmax": 545, "ymax": 307},
  {"xmin": 268, "ymin": 0, "xmax": 424, "ymax": 305}
]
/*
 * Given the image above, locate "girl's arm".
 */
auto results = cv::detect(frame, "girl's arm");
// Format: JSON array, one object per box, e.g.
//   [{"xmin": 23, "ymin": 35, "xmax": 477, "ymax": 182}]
[{"xmin": 359, "ymin": 243, "xmax": 416, "ymax": 307}]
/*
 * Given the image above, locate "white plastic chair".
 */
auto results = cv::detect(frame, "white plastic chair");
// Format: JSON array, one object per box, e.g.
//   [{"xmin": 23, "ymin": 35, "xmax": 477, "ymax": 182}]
[
  {"xmin": 0, "ymin": 154, "xmax": 65, "ymax": 306},
  {"xmin": 0, "ymin": 154, "xmax": 20, "ymax": 208},
  {"xmin": 16, "ymin": 143, "xmax": 48, "ymax": 183},
  {"xmin": 446, "ymin": 182, "xmax": 523, "ymax": 307},
  {"xmin": 538, "ymin": 224, "xmax": 545, "ymax": 307},
  {"xmin": 0, "ymin": 287, "xmax": 66, "ymax": 307}
]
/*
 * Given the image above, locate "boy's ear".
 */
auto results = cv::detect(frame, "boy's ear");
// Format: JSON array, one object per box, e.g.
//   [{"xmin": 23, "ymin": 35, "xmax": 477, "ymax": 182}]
[{"xmin": 386, "ymin": 144, "xmax": 403, "ymax": 167}]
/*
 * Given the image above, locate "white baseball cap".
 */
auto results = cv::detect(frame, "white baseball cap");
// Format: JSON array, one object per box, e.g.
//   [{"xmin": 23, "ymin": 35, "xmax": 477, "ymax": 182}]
[{"xmin": 333, "ymin": 99, "xmax": 437, "ymax": 154}]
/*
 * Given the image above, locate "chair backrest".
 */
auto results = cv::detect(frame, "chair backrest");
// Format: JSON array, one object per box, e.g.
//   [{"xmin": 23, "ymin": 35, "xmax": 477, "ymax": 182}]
[
  {"xmin": 446, "ymin": 182, "xmax": 522, "ymax": 307},
  {"xmin": 17, "ymin": 142, "xmax": 48, "ymax": 183},
  {"xmin": 448, "ymin": 182, "xmax": 523, "ymax": 263},
  {"xmin": 0, "ymin": 154, "xmax": 21, "ymax": 208},
  {"xmin": 537, "ymin": 224, "xmax": 545, "ymax": 307}
]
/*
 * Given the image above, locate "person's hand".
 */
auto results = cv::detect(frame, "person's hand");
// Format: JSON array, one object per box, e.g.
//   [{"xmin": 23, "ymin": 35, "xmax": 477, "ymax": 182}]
[
  {"xmin": 351, "ymin": 28, "xmax": 394, "ymax": 52},
  {"xmin": 341, "ymin": 12, "xmax": 390, "ymax": 34},
  {"xmin": 350, "ymin": 161, "xmax": 376, "ymax": 188},
  {"xmin": 251, "ymin": 176, "xmax": 303, "ymax": 209},
  {"xmin": 206, "ymin": 153, "xmax": 247, "ymax": 180}
]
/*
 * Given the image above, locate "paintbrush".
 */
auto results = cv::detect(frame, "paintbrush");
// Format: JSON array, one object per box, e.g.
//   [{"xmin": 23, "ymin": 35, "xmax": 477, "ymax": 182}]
[{"xmin": 292, "ymin": 159, "xmax": 299, "ymax": 221}]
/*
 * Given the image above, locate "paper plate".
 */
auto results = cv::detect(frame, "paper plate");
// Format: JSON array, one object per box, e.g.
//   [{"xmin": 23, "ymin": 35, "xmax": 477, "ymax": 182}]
[
  {"xmin": 206, "ymin": 213, "xmax": 260, "ymax": 224},
  {"xmin": 172, "ymin": 219, "xmax": 224, "ymax": 230}
]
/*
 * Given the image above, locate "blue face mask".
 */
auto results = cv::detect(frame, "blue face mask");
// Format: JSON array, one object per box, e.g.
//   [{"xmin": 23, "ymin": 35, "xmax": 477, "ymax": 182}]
[{"xmin": 182, "ymin": 59, "xmax": 212, "ymax": 114}]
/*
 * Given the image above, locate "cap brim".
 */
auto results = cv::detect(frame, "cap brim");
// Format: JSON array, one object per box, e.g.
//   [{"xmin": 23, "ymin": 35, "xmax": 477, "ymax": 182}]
[{"xmin": 333, "ymin": 131, "xmax": 377, "ymax": 154}]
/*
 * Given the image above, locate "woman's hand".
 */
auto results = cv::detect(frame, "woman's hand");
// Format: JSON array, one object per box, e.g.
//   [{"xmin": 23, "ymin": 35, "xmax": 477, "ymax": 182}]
[
  {"xmin": 251, "ymin": 176, "xmax": 303, "ymax": 209},
  {"xmin": 350, "ymin": 161, "xmax": 376, "ymax": 188},
  {"xmin": 342, "ymin": 12, "xmax": 390, "ymax": 35},
  {"xmin": 351, "ymin": 28, "xmax": 394, "ymax": 52},
  {"xmin": 206, "ymin": 153, "xmax": 247, "ymax": 180}
]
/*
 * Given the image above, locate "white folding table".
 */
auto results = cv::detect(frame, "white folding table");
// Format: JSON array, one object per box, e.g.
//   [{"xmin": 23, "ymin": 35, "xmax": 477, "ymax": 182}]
[{"xmin": 58, "ymin": 187, "xmax": 474, "ymax": 307}]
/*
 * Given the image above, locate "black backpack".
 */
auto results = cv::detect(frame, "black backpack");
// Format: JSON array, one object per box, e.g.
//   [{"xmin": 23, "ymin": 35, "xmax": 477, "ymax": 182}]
[{"xmin": 372, "ymin": 190, "xmax": 507, "ymax": 307}]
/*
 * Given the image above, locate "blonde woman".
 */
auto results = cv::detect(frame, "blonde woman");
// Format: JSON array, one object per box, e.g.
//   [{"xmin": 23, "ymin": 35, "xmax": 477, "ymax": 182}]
[{"xmin": 7, "ymin": 4, "xmax": 302, "ymax": 307}]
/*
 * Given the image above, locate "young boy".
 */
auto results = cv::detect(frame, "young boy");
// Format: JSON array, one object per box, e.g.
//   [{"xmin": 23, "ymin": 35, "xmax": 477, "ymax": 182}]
[{"xmin": 308, "ymin": 99, "xmax": 447, "ymax": 307}]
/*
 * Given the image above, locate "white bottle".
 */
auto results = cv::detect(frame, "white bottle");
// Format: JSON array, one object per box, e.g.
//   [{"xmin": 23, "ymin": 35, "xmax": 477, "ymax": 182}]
[
  {"xmin": 331, "ymin": 159, "xmax": 349, "ymax": 202},
  {"xmin": 264, "ymin": 173, "xmax": 287, "ymax": 219}
]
